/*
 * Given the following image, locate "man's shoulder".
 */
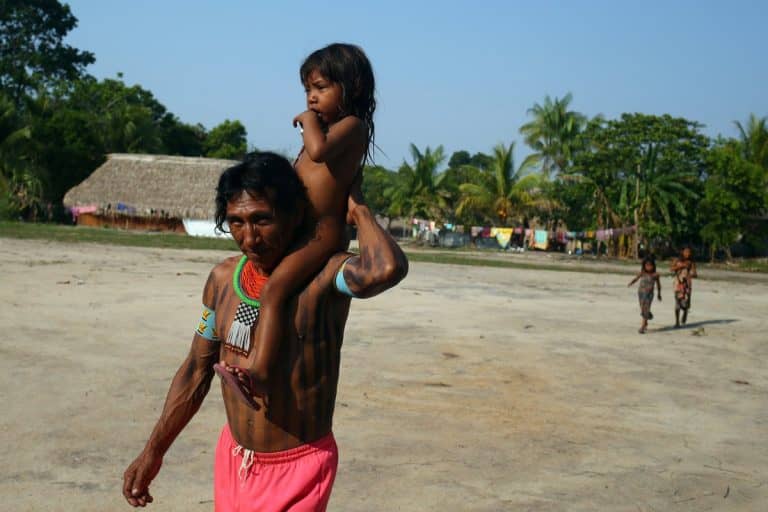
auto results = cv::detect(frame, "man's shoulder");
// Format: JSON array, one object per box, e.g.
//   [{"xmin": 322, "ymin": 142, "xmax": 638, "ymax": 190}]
[
  {"xmin": 201, "ymin": 255, "xmax": 239, "ymax": 308},
  {"xmin": 210, "ymin": 255, "xmax": 239, "ymax": 280}
]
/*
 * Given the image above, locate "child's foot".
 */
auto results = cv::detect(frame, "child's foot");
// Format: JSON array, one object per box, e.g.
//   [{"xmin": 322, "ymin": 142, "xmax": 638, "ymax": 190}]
[{"xmin": 638, "ymin": 327, "xmax": 646, "ymax": 334}]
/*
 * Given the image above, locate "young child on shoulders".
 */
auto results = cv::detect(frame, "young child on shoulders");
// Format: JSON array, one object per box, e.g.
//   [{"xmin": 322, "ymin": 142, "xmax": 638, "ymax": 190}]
[
  {"xmin": 217, "ymin": 43, "xmax": 376, "ymax": 408},
  {"xmin": 628, "ymin": 256, "xmax": 662, "ymax": 334}
]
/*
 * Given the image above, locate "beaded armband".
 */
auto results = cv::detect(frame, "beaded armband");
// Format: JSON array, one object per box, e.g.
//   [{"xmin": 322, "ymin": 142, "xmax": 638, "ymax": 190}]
[
  {"xmin": 196, "ymin": 305, "xmax": 219, "ymax": 341},
  {"xmin": 334, "ymin": 257, "xmax": 358, "ymax": 298}
]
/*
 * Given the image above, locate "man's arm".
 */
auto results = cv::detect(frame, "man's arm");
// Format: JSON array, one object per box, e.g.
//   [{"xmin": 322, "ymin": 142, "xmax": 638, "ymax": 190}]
[
  {"xmin": 122, "ymin": 270, "xmax": 222, "ymax": 507},
  {"xmin": 339, "ymin": 175, "xmax": 408, "ymax": 298},
  {"xmin": 122, "ymin": 336, "xmax": 219, "ymax": 506}
]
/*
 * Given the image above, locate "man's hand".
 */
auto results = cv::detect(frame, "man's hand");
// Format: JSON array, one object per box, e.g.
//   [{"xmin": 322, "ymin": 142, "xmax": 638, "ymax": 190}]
[{"xmin": 123, "ymin": 450, "xmax": 162, "ymax": 507}]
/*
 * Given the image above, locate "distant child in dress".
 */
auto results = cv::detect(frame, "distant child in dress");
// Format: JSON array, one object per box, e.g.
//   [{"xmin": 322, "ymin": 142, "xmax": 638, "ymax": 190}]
[
  {"xmin": 628, "ymin": 256, "xmax": 662, "ymax": 334},
  {"xmin": 217, "ymin": 43, "xmax": 376, "ymax": 407},
  {"xmin": 670, "ymin": 246, "xmax": 698, "ymax": 327}
]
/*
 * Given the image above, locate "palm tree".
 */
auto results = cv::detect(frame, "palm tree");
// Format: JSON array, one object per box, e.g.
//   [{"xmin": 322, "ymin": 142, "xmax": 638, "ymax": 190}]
[
  {"xmin": 734, "ymin": 114, "xmax": 768, "ymax": 170},
  {"xmin": 385, "ymin": 144, "xmax": 449, "ymax": 221},
  {"xmin": 628, "ymin": 144, "xmax": 699, "ymax": 256},
  {"xmin": 455, "ymin": 142, "xmax": 546, "ymax": 225},
  {"xmin": 519, "ymin": 93, "xmax": 586, "ymax": 177}
]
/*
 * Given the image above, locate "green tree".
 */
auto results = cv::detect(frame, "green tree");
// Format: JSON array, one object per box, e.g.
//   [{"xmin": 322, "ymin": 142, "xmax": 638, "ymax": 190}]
[
  {"xmin": 26, "ymin": 76, "xmax": 173, "ymax": 204},
  {"xmin": 734, "ymin": 113, "xmax": 768, "ymax": 171},
  {"xmin": 455, "ymin": 142, "xmax": 544, "ymax": 225},
  {"xmin": 0, "ymin": 93, "xmax": 41, "ymax": 218},
  {"xmin": 570, "ymin": 113, "xmax": 708, "ymax": 256},
  {"xmin": 519, "ymin": 93, "xmax": 586, "ymax": 177},
  {"xmin": 700, "ymin": 139, "xmax": 767, "ymax": 260},
  {"xmin": 447, "ymin": 150, "xmax": 471, "ymax": 169},
  {"xmin": 385, "ymin": 144, "xmax": 448, "ymax": 221},
  {"xmin": 204, "ymin": 119, "xmax": 247, "ymax": 159},
  {"xmin": 0, "ymin": 0, "xmax": 95, "ymax": 105},
  {"xmin": 361, "ymin": 164, "xmax": 396, "ymax": 218},
  {"xmin": 160, "ymin": 118, "xmax": 206, "ymax": 156}
]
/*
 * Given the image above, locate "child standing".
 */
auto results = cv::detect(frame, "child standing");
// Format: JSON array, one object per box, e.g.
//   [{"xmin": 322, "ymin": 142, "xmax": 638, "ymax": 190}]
[
  {"xmin": 216, "ymin": 43, "xmax": 376, "ymax": 408},
  {"xmin": 628, "ymin": 257, "xmax": 662, "ymax": 334}
]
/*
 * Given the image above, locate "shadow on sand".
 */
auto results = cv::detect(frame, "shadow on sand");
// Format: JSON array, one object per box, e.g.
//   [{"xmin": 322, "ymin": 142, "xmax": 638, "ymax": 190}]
[{"xmin": 653, "ymin": 318, "xmax": 738, "ymax": 333}]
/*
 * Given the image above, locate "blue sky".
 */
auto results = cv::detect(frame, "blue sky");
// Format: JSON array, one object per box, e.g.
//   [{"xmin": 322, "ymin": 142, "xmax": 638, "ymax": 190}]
[{"xmin": 66, "ymin": 0, "xmax": 767, "ymax": 168}]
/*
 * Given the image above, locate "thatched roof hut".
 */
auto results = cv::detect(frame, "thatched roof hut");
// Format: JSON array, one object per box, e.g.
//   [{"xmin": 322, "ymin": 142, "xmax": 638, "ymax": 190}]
[{"xmin": 63, "ymin": 153, "xmax": 236, "ymax": 220}]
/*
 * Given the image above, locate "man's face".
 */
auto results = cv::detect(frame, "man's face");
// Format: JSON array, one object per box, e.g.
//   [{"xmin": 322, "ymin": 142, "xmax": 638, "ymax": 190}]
[
  {"xmin": 682, "ymin": 248, "xmax": 691, "ymax": 259},
  {"xmin": 225, "ymin": 190, "xmax": 298, "ymax": 272}
]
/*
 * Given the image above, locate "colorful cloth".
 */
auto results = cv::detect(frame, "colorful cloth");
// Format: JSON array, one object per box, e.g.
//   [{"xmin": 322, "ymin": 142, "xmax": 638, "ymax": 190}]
[
  {"xmin": 491, "ymin": 227, "xmax": 513, "ymax": 248},
  {"xmin": 69, "ymin": 205, "xmax": 98, "ymax": 221},
  {"xmin": 214, "ymin": 424, "xmax": 338, "ymax": 512},
  {"xmin": 637, "ymin": 273, "xmax": 657, "ymax": 320},
  {"xmin": 533, "ymin": 230, "xmax": 549, "ymax": 250},
  {"xmin": 674, "ymin": 265, "xmax": 693, "ymax": 311}
]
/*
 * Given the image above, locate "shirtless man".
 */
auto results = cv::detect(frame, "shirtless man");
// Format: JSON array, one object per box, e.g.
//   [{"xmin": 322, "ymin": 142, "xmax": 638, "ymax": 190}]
[{"xmin": 122, "ymin": 151, "xmax": 408, "ymax": 510}]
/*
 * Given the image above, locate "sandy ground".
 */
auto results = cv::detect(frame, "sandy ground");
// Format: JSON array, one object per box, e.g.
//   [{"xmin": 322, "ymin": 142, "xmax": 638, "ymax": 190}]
[{"xmin": 0, "ymin": 238, "xmax": 766, "ymax": 512}]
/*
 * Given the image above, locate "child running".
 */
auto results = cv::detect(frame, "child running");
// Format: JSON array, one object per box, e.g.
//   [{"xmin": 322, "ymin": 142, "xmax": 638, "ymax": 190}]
[
  {"xmin": 628, "ymin": 256, "xmax": 662, "ymax": 334},
  {"xmin": 216, "ymin": 43, "xmax": 376, "ymax": 408},
  {"xmin": 670, "ymin": 246, "xmax": 698, "ymax": 327}
]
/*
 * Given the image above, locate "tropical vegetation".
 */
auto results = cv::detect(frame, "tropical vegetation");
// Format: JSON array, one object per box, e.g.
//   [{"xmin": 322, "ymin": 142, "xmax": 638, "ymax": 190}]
[{"xmin": 1, "ymin": 1, "xmax": 766, "ymax": 261}]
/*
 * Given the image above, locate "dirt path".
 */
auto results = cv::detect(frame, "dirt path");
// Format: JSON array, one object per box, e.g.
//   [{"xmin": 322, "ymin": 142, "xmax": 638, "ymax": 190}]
[{"xmin": 1, "ymin": 238, "xmax": 765, "ymax": 511}]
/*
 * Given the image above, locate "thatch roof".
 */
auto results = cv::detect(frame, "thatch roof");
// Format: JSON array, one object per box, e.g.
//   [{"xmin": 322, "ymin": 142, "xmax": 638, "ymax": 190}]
[{"xmin": 63, "ymin": 154, "xmax": 237, "ymax": 219}]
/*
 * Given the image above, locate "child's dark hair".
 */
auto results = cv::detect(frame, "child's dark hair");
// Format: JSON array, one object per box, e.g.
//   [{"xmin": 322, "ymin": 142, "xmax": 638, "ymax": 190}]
[
  {"xmin": 300, "ymin": 43, "xmax": 376, "ymax": 165},
  {"xmin": 641, "ymin": 256, "xmax": 656, "ymax": 273},
  {"xmin": 215, "ymin": 151, "xmax": 308, "ymax": 232}
]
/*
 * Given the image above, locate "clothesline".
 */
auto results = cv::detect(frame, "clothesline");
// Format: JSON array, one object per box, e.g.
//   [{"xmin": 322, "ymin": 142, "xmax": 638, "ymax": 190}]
[{"xmin": 412, "ymin": 218, "xmax": 637, "ymax": 250}]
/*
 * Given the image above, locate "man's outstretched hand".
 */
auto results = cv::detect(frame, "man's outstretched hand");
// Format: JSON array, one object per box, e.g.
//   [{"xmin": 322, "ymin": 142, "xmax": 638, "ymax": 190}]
[{"xmin": 123, "ymin": 450, "xmax": 162, "ymax": 507}]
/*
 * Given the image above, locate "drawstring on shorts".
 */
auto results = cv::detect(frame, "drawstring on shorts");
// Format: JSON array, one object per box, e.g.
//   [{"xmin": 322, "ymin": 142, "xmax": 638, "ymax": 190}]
[{"xmin": 232, "ymin": 445, "xmax": 258, "ymax": 481}]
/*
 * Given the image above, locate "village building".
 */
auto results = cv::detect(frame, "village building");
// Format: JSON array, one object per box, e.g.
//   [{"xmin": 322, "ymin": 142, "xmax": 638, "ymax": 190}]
[{"xmin": 63, "ymin": 153, "xmax": 235, "ymax": 237}]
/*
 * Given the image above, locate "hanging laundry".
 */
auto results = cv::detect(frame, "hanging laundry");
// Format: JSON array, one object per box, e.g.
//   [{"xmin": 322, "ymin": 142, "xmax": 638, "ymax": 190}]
[
  {"xmin": 69, "ymin": 205, "xmax": 98, "ymax": 221},
  {"xmin": 533, "ymin": 230, "xmax": 549, "ymax": 250},
  {"xmin": 491, "ymin": 228, "xmax": 514, "ymax": 249}
]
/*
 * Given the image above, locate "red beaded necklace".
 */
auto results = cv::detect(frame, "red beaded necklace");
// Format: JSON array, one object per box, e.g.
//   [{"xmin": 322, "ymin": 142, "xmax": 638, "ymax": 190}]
[{"xmin": 240, "ymin": 259, "xmax": 269, "ymax": 299}]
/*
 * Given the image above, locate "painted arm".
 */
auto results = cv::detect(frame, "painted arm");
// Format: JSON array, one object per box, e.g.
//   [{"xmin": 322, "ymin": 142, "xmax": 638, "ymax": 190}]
[
  {"xmin": 122, "ymin": 275, "xmax": 220, "ymax": 507},
  {"xmin": 628, "ymin": 273, "xmax": 641, "ymax": 287},
  {"xmin": 340, "ymin": 175, "xmax": 409, "ymax": 298},
  {"xmin": 293, "ymin": 111, "xmax": 365, "ymax": 163}
]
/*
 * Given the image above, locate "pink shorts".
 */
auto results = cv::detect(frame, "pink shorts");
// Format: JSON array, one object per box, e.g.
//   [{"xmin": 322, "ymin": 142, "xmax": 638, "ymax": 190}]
[{"xmin": 214, "ymin": 424, "xmax": 338, "ymax": 512}]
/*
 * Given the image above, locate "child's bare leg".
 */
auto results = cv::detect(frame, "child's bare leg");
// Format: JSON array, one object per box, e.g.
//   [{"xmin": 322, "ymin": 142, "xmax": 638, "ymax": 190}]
[{"xmin": 245, "ymin": 216, "xmax": 343, "ymax": 388}]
